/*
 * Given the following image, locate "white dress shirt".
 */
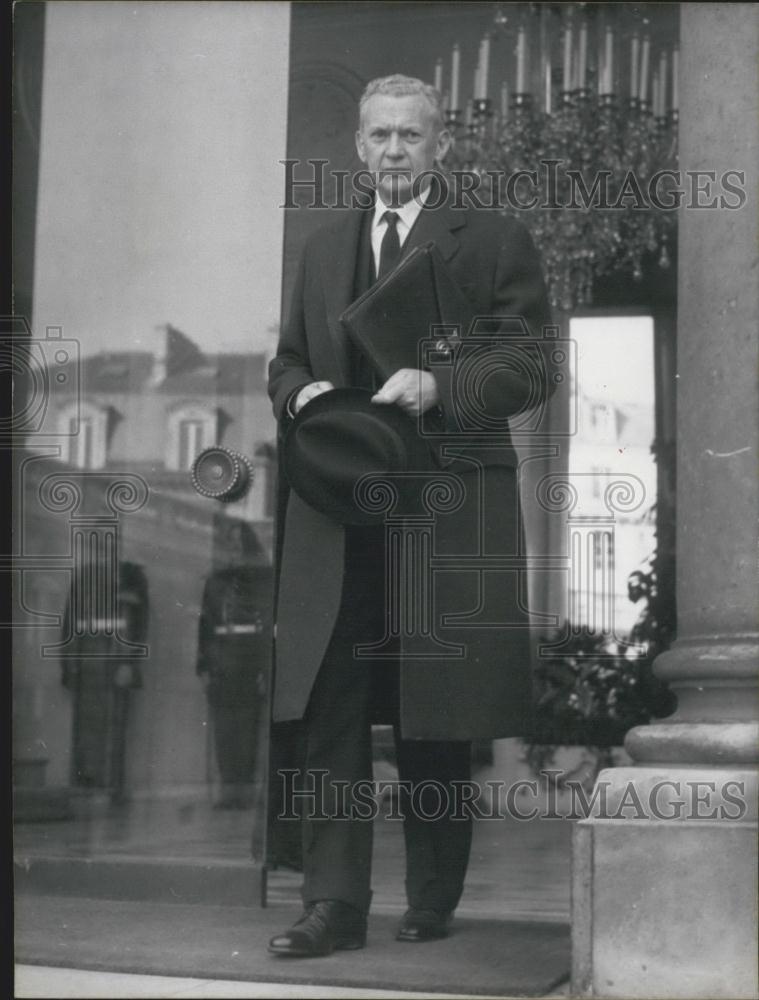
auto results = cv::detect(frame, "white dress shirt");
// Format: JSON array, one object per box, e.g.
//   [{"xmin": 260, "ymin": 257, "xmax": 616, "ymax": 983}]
[{"xmin": 370, "ymin": 183, "xmax": 433, "ymax": 275}]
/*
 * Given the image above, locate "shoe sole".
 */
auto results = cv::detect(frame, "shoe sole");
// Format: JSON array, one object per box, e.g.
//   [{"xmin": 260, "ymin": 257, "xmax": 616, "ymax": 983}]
[{"xmin": 396, "ymin": 931, "xmax": 449, "ymax": 942}]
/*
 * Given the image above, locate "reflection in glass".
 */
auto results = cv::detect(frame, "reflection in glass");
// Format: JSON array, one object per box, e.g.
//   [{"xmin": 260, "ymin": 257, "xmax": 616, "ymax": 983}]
[
  {"xmin": 568, "ymin": 315, "xmax": 656, "ymax": 635},
  {"xmin": 14, "ymin": 329, "xmax": 276, "ymax": 868}
]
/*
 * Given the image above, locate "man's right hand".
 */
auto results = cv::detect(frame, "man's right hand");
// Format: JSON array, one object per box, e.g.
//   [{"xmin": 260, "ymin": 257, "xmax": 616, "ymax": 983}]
[{"xmin": 294, "ymin": 380, "xmax": 335, "ymax": 414}]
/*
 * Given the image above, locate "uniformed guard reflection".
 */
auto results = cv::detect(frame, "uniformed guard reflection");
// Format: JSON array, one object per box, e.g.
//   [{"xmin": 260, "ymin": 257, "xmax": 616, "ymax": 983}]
[
  {"xmin": 61, "ymin": 561, "xmax": 149, "ymax": 804},
  {"xmin": 197, "ymin": 520, "xmax": 272, "ymax": 809}
]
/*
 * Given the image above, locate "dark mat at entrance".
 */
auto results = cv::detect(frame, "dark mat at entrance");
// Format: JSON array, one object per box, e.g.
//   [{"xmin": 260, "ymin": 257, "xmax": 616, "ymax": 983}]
[{"xmin": 15, "ymin": 895, "xmax": 570, "ymax": 997}]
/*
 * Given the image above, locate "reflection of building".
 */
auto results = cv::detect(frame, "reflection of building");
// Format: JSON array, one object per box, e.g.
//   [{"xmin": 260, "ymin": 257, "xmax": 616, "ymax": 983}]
[
  {"xmin": 14, "ymin": 326, "xmax": 277, "ymax": 808},
  {"xmin": 33, "ymin": 325, "xmax": 277, "ymax": 524}
]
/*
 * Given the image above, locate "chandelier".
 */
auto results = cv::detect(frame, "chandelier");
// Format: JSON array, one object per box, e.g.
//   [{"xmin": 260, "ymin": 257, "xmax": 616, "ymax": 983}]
[{"xmin": 434, "ymin": 3, "xmax": 679, "ymax": 311}]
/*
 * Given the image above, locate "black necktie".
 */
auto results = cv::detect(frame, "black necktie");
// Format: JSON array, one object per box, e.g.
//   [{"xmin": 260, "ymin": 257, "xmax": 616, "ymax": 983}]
[{"xmin": 378, "ymin": 210, "xmax": 401, "ymax": 279}]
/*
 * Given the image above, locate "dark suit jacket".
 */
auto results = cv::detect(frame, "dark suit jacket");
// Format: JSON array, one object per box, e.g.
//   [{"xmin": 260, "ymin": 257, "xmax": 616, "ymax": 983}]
[{"xmin": 268, "ymin": 188, "xmax": 553, "ymax": 739}]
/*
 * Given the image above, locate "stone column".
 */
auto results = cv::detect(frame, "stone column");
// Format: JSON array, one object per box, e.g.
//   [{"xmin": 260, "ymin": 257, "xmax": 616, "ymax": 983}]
[{"xmin": 571, "ymin": 5, "xmax": 758, "ymax": 997}]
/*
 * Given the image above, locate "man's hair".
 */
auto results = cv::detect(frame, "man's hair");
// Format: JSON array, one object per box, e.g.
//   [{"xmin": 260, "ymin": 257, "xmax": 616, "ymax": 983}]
[{"xmin": 359, "ymin": 75, "xmax": 445, "ymax": 131}]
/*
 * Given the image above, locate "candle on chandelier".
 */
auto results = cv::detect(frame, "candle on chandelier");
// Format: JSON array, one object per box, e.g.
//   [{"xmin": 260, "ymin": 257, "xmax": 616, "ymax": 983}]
[
  {"xmin": 659, "ymin": 51, "xmax": 668, "ymax": 113},
  {"xmin": 562, "ymin": 24, "xmax": 572, "ymax": 92},
  {"xmin": 630, "ymin": 33, "xmax": 640, "ymax": 100},
  {"xmin": 596, "ymin": 17, "xmax": 603, "ymax": 95},
  {"xmin": 474, "ymin": 62, "xmax": 482, "ymax": 102},
  {"xmin": 434, "ymin": 58, "xmax": 443, "ymax": 94},
  {"xmin": 672, "ymin": 47, "xmax": 679, "ymax": 111},
  {"xmin": 639, "ymin": 35, "xmax": 650, "ymax": 103},
  {"xmin": 516, "ymin": 27, "xmax": 527, "ymax": 93},
  {"xmin": 604, "ymin": 26, "xmax": 614, "ymax": 93},
  {"xmin": 450, "ymin": 44, "xmax": 460, "ymax": 109},
  {"xmin": 652, "ymin": 71, "xmax": 660, "ymax": 119},
  {"xmin": 545, "ymin": 61, "xmax": 552, "ymax": 114},
  {"xmin": 480, "ymin": 34, "xmax": 490, "ymax": 99},
  {"xmin": 578, "ymin": 23, "xmax": 588, "ymax": 90}
]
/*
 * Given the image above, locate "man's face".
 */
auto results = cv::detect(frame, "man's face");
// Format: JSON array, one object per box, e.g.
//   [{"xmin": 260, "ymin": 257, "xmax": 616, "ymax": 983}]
[{"xmin": 355, "ymin": 93, "xmax": 450, "ymax": 206}]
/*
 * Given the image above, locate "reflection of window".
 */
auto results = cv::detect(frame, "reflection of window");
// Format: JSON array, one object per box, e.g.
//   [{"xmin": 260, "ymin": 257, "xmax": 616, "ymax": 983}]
[
  {"xmin": 178, "ymin": 419, "xmax": 205, "ymax": 471},
  {"xmin": 70, "ymin": 417, "xmax": 93, "ymax": 468},
  {"xmin": 593, "ymin": 530, "xmax": 614, "ymax": 570},
  {"xmin": 59, "ymin": 402, "xmax": 107, "ymax": 468},
  {"xmin": 254, "ymin": 442, "xmax": 277, "ymax": 519},
  {"xmin": 166, "ymin": 404, "xmax": 217, "ymax": 471}
]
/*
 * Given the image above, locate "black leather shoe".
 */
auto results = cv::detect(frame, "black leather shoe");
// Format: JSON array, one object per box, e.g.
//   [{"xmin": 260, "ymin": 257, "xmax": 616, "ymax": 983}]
[
  {"xmin": 268, "ymin": 900, "xmax": 367, "ymax": 957},
  {"xmin": 396, "ymin": 907, "xmax": 451, "ymax": 942}
]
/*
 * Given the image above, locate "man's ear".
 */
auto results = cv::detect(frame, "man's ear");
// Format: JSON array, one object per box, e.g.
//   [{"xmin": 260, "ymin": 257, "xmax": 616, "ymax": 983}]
[
  {"xmin": 436, "ymin": 128, "xmax": 452, "ymax": 163},
  {"xmin": 355, "ymin": 129, "xmax": 367, "ymax": 164}
]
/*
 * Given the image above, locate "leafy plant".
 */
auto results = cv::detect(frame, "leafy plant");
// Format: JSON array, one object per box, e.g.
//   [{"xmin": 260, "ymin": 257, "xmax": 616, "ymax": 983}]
[{"xmin": 521, "ymin": 552, "xmax": 676, "ymax": 784}]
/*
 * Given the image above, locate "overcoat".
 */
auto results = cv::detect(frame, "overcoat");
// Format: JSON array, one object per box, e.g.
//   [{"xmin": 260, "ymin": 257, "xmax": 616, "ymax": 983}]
[{"xmin": 268, "ymin": 188, "xmax": 553, "ymax": 740}]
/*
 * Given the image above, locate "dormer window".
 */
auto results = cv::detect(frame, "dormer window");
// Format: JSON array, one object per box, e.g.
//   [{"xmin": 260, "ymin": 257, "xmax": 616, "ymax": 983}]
[
  {"xmin": 178, "ymin": 418, "xmax": 205, "ymax": 471},
  {"xmin": 58, "ymin": 401, "xmax": 107, "ymax": 468},
  {"xmin": 166, "ymin": 403, "xmax": 217, "ymax": 471}
]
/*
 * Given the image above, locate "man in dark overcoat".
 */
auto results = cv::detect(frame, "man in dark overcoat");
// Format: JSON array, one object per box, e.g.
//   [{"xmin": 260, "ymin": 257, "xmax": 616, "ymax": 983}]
[{"xmin": 267, "ymin": 74, "xmax": 553, "ymax": 956}]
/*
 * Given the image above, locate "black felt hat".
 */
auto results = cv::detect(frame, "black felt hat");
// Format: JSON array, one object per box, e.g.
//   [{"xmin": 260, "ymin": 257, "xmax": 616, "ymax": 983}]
[{"xmin": 282, "ymin": 387, "xmax": 436, "ymax": 525}]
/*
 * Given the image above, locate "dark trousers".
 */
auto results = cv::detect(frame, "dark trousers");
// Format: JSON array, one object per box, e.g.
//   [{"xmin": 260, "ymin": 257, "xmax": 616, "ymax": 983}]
[{"xmin": 299, "ymin": 526, "xmax": 472, "ymax": 914}]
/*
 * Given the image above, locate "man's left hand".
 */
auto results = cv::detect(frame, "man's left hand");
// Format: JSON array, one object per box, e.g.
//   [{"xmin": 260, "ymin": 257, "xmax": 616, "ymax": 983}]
[{"xmin": 371, "ymin": 369, "xmax": 440, "ymax": 416}]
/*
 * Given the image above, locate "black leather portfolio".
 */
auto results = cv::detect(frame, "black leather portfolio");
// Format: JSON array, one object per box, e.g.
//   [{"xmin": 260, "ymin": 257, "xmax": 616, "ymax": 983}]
[{"xmin": 339, "ymin": 241, "xmax": 474, "ymax": 381}]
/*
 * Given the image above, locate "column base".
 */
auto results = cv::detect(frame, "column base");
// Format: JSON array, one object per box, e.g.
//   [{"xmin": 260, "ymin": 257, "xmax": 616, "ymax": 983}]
[{"xmin": 571, "ymin": 766, "xmax": 758, "ymax": 998}]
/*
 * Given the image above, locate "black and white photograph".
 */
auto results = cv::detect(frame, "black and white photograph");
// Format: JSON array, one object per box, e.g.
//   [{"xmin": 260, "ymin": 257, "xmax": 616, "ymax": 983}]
[{"xmin": 9, "ymin": 2, "xmax": 757, "ymax": 998}]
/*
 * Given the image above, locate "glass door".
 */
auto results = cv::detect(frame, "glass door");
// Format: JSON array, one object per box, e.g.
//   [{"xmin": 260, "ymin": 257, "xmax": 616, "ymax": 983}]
[{"xmin": 12, "ymin": 2, "xmax": 291, "ymax": 879}]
